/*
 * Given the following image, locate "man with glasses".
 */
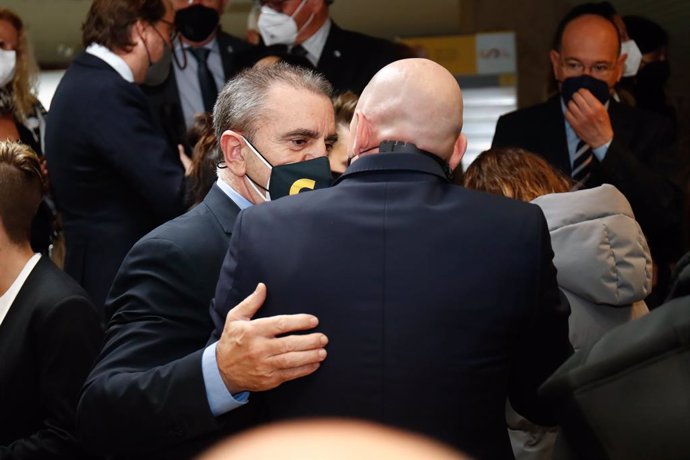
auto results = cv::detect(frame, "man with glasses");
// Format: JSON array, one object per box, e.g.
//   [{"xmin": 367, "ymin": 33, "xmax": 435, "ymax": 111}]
[
  {"xmin": 45, "ymin": 0, "xmax": 186, "ymax": 311},
  {"xmin": 255, "ymin": 0, "xmax": 409, "ymax": 94},
  {"xmin": 492, "ymin": 3, "xmax": 683, "ymax": 302},
  {"xmin": 144, "ymin": 0, "xmax": 251, "ymax": 155}
]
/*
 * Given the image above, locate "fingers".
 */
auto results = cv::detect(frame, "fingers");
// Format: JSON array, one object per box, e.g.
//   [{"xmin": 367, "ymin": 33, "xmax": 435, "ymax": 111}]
[
  {"xmin": 267, "ymin": 332, "xmax": 329, "ymax": 356},
  {"xmin": 225, "ymin": 283, "xmax": 268, "ymax": 323},
  {"xmin": 251, "ymin": 313, "xmax": 319, "ymax": 336},
  {"xmin": 269, "ymin": 348, "xmax": 328, "ymax": 370},
  {"xmin": 272, "ymin": 363, "xmax": 323, "ymax": 386}
]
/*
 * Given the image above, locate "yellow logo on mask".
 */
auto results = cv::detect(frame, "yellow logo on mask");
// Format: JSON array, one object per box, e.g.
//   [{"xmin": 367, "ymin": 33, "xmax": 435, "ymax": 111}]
[{"xmin": 289, "ymin": 178, "xmax": 316, "ymax": 195}]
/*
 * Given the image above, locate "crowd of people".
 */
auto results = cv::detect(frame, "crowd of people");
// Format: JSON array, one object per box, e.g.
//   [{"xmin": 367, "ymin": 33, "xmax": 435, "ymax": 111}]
[{"xmin": 0, "ymin": 1, "xmax": 688, "ymax": 459}]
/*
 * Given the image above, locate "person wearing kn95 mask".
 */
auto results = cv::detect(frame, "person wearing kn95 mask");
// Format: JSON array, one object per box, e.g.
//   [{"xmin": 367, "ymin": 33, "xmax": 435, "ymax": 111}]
[
  {"xmin": 257, "ymin": 0, "xmax": 410, "ymax": 95},
  {"xmin": 143, "ymin": 0, "xmax": 252, "ymax": 156},
  {"xmin": 493, "ymin": 2, "xmax": 684, "ymax": 308}
]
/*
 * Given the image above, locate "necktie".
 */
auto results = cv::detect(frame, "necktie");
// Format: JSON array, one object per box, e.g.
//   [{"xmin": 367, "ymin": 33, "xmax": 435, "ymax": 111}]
[
  {"xmin": 571, "ymin": 139, "xmax": 593, "ymax": 188},
  {"xmin": 189, "ymin": 47, "xmax": 218, "ymax": 113}
]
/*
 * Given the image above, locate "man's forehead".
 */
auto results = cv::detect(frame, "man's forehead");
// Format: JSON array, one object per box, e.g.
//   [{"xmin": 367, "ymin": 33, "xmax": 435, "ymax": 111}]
[{"xmin": 562, "ymin": 15, "xmax": 620, "ymax": 53}]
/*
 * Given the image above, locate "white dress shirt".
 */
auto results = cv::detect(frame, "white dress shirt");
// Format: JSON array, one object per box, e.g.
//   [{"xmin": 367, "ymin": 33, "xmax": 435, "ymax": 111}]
[
  {"xmin": 0, "ymin": 254, "xmax": 41, "ymax": 327},
  {"xmin": 86, "ymin": 43, "xmax": 134, "ymax": 82}
]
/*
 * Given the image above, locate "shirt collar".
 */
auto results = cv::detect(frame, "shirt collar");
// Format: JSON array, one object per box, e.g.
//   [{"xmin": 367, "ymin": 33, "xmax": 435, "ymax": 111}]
[
  {"xmin": 0, "ymin": 253, "xmax": 41, "ymax": 328},
  {"xmin": 216, "ymin": 178, "xmax": 253, "ymax": 210},
  {"xmin": 297, "ymin": 19, "xmax": 331, "ymax": 65},
  {"xmin": 86, "ymin": 43, "xmax": 135, "ymax": 82}
]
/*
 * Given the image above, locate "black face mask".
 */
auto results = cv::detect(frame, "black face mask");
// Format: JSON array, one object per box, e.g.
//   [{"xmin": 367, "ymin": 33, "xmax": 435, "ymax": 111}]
[
  {"xmin": 174, "ymin": 4, "xmax": 220, "ymax": 43},
  {"xmin": 244, "ymin": 137, "xmax": 332, "ymax": 201},
  {"xmin": 561, "ymin": 75, "xmax": 610, "ymax": 106}
]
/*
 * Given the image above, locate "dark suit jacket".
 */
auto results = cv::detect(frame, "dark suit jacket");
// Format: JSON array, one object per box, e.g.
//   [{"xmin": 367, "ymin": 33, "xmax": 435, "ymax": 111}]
[
  {"xmin": 316, "ymin": 23, "xmax": 408, "ymax": 95},
  {"xmin": 142, "ymin": 31, "xmax": 252, "ymax": 153},
  {"xmin": 78, "ymin": 185, "xmax": 257, "ymax": 460},
  {"xmin": 492, "ymin": 95, "xmax": 683, "ymax": 264},
  {"xmin": 211, "ymin": 153, "xmax": 572, "ymax": 460},
  {"xmin": 45, "ymin": 51, "xmax": 185, "ymax": 310},
  {"xmin": 0, "ymin": 257, "xmax": 102, "ymax": 459}
]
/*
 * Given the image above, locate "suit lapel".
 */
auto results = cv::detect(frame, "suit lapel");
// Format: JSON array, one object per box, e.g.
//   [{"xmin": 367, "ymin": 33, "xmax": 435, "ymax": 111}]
[{"xmin": 544, "ymin": 95, "xmax": 573, "ymax": 174}]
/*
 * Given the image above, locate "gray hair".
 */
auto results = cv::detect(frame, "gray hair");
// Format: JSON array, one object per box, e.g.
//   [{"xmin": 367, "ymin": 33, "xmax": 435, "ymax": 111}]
[{"xmin": 213, "ymin": 62, "xmax": 333, "ymax": 143}]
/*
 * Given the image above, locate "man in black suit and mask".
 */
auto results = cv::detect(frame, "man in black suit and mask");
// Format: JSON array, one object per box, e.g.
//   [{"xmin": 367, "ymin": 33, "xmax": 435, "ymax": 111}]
[
  {"xmin": 255, "ymin": 0, "xmax": 409, "ymax": 95},
  {"xmin": 492, "ymin": 4, "xmax": 684, "ymax": 299},
  {"xmin": 144, "ymin": 0, "xmax": 252, "ymax": 153}
]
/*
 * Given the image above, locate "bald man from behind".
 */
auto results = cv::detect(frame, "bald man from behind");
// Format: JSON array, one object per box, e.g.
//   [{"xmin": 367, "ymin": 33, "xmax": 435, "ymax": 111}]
[{"xmin": 210, "ymin": 58, "xmax": 572, "ymax": 460}]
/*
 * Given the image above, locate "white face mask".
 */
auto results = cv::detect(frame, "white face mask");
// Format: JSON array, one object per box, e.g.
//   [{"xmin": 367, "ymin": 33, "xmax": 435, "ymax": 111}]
[
  {"xmin": 257, "ymin": 0, "xmax": 314, "ymax": 46},
  {"xmin": 0, "ymin": 49, "xmax": 17, "ymax": 88},
  {"xmin": 621, "ymin": 40, "xmax": 642, "ymax": 77}
]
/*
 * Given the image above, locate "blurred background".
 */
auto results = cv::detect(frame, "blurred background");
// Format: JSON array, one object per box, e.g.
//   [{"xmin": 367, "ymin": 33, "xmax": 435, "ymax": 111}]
[{"xmin": 6, "ymin": 0, "xmax": 688, "ymax": 166}]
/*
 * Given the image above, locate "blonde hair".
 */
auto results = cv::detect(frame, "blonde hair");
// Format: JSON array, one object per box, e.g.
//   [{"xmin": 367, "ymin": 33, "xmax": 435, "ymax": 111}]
[
  {"xmin": 0, "ymin": 8, "xmax": 39, "ymax": 121},
  {"xmin": 464, "ymin": 147, "xmax": 571, "ymax": 202}
]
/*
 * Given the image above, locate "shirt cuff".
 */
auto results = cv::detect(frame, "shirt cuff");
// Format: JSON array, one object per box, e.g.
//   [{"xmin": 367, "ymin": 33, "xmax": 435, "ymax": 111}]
[
  {"xmin": 592, "ymin": 140, "xmax": 611, "ymax": 161},
  {"xmin": 202, "ymin": 341, "xmax": 249, "ymax": 417}
]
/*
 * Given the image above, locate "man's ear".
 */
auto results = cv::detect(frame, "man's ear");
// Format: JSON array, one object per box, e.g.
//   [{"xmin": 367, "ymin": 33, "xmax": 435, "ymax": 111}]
[
  {"xmin": 220, "ymin": 130, "xmax": 247, "ymax": 176},
  {"xmin": 448, "ymin": 133, "xmax": 467, "ymax": 171},
  {"xmin": 351, "ymin": 111, "xmax": 374, "ymax": 157},
  {"xmin": 549, "ymin": 50, "xmax": 562, "ymax": 82}
]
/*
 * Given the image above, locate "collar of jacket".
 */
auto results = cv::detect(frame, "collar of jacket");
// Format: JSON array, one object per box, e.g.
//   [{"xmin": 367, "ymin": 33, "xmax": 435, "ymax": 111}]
[{"xmin": 334, "ymin": 151, "xmax": 450, "ymax": 185}]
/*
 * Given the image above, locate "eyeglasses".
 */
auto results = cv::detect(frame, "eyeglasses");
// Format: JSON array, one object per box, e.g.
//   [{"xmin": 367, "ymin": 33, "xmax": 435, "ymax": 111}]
[{"xmin": 560, "ymin": 59, "xmax": 614, "ymax": 77}]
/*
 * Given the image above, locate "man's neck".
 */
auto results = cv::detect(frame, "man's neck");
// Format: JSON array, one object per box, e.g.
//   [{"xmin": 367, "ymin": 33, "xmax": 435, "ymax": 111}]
[
  {"xmin": 295, "ymin": 10, "xmax": 329, "ymax": 45},
  {"xmin": 0, "ymin": 242, "xmax": 34, "ymax": 296}
]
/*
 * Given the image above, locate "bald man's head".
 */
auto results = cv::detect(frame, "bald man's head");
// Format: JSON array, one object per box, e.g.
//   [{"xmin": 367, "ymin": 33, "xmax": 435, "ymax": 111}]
[
  {"xmin": 350, "ymin": 59, "xmax": 466, "ymax": 169},
  {"xmin": 198, "ymin": 419, "xmax": 469, "ymax": 460}
]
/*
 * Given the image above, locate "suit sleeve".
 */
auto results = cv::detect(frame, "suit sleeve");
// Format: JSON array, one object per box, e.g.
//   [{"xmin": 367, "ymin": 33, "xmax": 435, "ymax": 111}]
[
  {"xmin": 77, "ymin": 237, "xmax": 220, "ymax": 456},
  {"xmin": 508, "ymin": 210, "xmax": 572, "ymax": 426},
  {"xmin": 0, "ymin": 295, "xmax": 102, "ymax": 459},
  {"xmin": 91, "ymin": 83, "xmax": 184, "ymax": 221},
  {"xmin": 491, "ymin": 114, "xmax": 513, "ymax": 148}
]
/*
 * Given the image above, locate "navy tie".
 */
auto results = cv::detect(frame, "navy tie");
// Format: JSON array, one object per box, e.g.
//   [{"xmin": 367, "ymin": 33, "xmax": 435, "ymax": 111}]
[
  {"xmin": 571, "ymin": 139, "xmax": 593, "ymax": 188},
  {"xmin": 189, "ymin": 47, "xmax": 218, "ymax": 113},
  {"xmin": 290, "ymin": 44, "xmax": 308, "ymax": 58}
]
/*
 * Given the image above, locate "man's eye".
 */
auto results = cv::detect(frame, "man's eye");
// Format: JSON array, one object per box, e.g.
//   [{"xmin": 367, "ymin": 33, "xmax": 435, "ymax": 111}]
[{"xmin": 291, "ymin": 138, "xmax": 307, "ymax": 147}]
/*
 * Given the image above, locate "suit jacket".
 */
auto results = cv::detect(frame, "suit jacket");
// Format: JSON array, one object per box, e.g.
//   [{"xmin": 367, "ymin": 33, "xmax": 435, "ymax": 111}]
[
  {"xmin": 77, "ymin": 185, "xmax": 258, "ymax": 460},
  {"xmin": 492, "ymin": 95, "xmax": 683, "ymax": 264},
  {"xmin": 45, "ymin": 51, "xmax": 185, "ymax": 310},
  {"xmin": 316, "ymin": 23, "xmax": 409, "ymax": 95},
  {"xmin": 0, "ymin": 257, "xmax": 102, "ymax": 459},
  {"xmin": 142, "ymin": 31, "xmax": 252, "ymax": 153},
  {"xmin": 211, "ymin": 153, "xmax": 572, "ymax": 460}
]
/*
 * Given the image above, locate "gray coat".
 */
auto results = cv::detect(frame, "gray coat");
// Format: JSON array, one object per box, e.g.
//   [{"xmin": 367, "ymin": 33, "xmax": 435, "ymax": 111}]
[{"xmin": 532, "ymin": 184, "xmax": 652, "ymax": 351}]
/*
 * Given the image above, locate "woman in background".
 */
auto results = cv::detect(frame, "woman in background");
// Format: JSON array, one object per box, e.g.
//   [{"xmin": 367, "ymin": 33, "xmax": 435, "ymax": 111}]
[
  {"xmin": 465, "ymin": 147, "xmax": 651, "ymax": 460},
  {"xmin": 0, "ymin": 8, "xmax": 57, "ymax": 257}
]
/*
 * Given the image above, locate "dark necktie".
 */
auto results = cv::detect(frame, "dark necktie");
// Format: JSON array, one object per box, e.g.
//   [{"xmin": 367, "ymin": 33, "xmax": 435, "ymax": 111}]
[
  {"xmin": 571, "ymin": 139, "xmax": 593, "ymax": 188},
  {"xmin": 189, "ymin": 47, "xmax": 218, "ymax": 113},
  {"xmin": 290, "ymin": 44, "xmax": 308, "ymax": 58}
]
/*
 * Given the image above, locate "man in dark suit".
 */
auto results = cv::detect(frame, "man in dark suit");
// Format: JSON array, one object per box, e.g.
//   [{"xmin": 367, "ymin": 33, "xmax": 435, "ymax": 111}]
[
  {"xmin": 210, "ymin": 58, "xmax": 572, "ymax": 460},
  {"xmin": 77, "ymin": 63, "xmax": 334, "ymax": 459},
  {"xmin": 143, "ymin": 0, "xmax": 252, "ymax": 153},
  {"xmin": 492, "ymin": 5, "xmax": 683, "ymax": 293},
  {"xmin": 0, "ymin": 141, "xmax": 102, "ymax": 459},
  {"xmin": 255, "ymin": 0, "xmax": 408, "ymax": 94},
  {"xmin": 45, "ymin": 0, "xmax": 185, "ymax": 310}
]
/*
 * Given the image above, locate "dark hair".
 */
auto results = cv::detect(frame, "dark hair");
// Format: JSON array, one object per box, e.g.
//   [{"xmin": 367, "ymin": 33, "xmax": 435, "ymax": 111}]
[
  {"xmin": 82, "ymin": 0, "xmax": 166, "ymax": 51},
  {"xmin": 552, "ymin": 2, "xmax": 621, "ymax": 52},
  {"xmin": 187, "ymin": 113, "xmax": 218, "ymax": 205},
  {"xmin": 0, "ymin": 141, "xmax": 43, "ymax": 244},
  {"xmin": 623, "ymin": 15, "xmax": 668, "ymax": 54},
  {"xmin": 464, "ymin": 147, "xmax": 572, "ymax": 202}
]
